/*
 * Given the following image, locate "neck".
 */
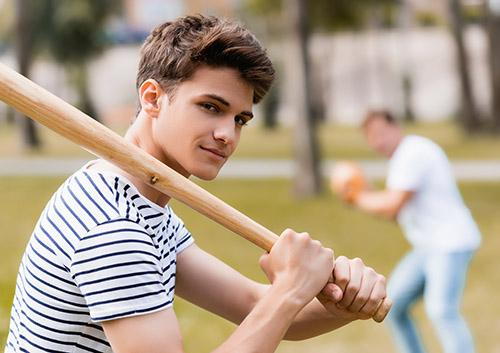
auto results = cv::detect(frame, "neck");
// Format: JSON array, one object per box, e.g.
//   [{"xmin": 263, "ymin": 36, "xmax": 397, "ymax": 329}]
[
  {"xmin": 94, "ymin": 112, "xmax": 177, "ymax": 207},
  {"xmin": 388, "ymin": 133, "xmax": 404, "ymax": 157}
]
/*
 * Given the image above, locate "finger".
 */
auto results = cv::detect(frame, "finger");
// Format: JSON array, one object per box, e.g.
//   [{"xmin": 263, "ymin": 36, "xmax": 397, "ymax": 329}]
[
  {"xmin": 337, "ymin": 258, "xmax": 363, "ymax": 308},
  {"xmin": 348, "ymin": 267, "xmax": 378, "ymax": 312},
  {"xmin": 360, "ymin": 275, "xmax": 387, "ymax": 316},
  {"xmin": 373, "ymin": 297, "xmax": 393, "ymax": 323},
  {"xmin": 332, "ymin": 256, "xmax": 350, "ymax": 293}
]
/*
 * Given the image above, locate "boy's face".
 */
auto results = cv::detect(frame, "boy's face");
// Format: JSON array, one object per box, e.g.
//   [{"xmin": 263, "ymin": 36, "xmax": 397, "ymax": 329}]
[{"xmin": 151, "ymin": 66, "xmax": 254, "ymax": 180}]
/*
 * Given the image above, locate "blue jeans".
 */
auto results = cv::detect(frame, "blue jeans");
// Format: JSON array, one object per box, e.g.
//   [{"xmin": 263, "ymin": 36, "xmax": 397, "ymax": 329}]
[{"xmin": 386, "ymin": 249, "xmax": 475, "ymax": 353}]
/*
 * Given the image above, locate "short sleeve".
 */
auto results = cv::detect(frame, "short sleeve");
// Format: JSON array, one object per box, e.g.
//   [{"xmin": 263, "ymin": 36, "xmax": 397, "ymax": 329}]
[
  {"xmin": 70, "ymin": 219, "xmax": 172, "ymax": 322},
  {"xmin": 165, "ymin": 207, "xmax": 194, "ymax": 254},
  {"xmin": 387, "ymin": 138, "xmax": 429, "ymax": 191}
]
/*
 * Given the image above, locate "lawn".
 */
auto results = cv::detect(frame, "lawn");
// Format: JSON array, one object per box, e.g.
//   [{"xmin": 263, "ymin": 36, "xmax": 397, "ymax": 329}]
[
  {"xmin": 2, "ymin": 120, "xmax": 500, "ymax": 160},
  {"xmin": 1, "ymin": 177, "xmax": 499, "ymax": 352}
]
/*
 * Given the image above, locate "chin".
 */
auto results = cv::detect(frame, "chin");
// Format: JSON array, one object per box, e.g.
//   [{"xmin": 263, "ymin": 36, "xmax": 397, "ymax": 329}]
[{"xmin": 191, "ymin": 167, "xmax": 220, "ymax": 181}]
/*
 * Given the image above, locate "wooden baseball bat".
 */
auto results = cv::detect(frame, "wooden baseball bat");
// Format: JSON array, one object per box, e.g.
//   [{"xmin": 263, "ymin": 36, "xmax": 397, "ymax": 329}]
[{"xmin": 0, "ymin": 62, "xmax": 390, "ymax": 322}]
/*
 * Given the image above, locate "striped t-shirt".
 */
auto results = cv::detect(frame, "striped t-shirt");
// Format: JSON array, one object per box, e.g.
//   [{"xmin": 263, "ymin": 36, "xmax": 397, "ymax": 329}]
[{"xmin": 5, "ymin": 162, "xmax": 194, "ymax": 353}]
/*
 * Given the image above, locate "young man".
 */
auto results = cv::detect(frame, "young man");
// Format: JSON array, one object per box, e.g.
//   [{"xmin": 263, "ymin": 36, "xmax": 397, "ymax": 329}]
[
  {"xmin": 337, "ymin": 110, "xmax": 480, "ymax": 353},
  {"xmin": 6, "ymin": 16, "xmax": 388, "ymax": 353}
]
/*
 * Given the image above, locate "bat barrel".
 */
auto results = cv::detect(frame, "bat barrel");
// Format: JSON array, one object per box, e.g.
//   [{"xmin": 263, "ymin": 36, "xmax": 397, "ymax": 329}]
[{"xmin": 0, "ymin": 62, "xmax": 279, "ymax": 251}]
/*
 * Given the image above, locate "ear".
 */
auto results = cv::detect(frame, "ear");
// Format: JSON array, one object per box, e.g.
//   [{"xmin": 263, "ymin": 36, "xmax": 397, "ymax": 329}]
[{"xmin": 138, "ymin": 79, "xmax": 166, "ymax": 118}]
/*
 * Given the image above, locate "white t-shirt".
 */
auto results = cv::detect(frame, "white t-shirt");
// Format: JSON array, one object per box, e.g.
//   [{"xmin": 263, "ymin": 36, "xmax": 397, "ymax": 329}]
[
  {"xmin": 5, "ymin": 162, "xmax": 194, "ymax": 353},
  {"xmin": 387, "ymin": 135, "xmax": 481, "ymax": 251}
]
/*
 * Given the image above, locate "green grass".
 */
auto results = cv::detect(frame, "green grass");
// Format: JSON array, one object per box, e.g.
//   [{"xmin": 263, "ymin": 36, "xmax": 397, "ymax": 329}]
[
  {"xmin": 2, "ymin": 121, "xmax": 500, "ymax": 159},
  {"xmin": 1, "ymin": 177, "xmax": 499, "ymax": 352}
]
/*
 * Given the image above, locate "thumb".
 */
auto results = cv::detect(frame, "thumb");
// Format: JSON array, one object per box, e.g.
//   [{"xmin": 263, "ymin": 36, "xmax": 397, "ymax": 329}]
[
  {"xmin": 259, "ymin": 253, "xmax": 274, "ymax": 282},
  {"xmin": 320, "ymin": 283, "xmax": 343, "ymax": 303}
]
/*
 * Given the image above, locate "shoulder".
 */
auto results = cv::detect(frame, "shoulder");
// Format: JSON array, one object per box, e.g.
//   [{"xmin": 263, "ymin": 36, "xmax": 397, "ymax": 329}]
[
  {"xmin": 393, "ymin": 135, "xmax": 441, "ymax": 159},
  {"xmin": 404, "ymin": 135, "xmax": 442, "ymax": 151}
]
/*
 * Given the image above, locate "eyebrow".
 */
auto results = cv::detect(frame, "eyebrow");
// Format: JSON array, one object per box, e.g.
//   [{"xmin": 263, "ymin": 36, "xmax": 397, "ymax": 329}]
[{"xmin": 204, "ymin": 94, "xmax": 254, "ymax": 119}]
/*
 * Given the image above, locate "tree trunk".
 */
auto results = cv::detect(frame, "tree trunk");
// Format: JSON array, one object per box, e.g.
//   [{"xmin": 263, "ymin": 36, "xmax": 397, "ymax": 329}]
[
  {"xmin": 6, "ymin": 107, "xmax": 16, "ymax": 124},
  {"xmin": 262, "ymin": 83, "xmax": 279, "ymax": 129},
  {"xmin": 398, "ymin": 0, "xmax": 415, "ymax": 123},
  {"xmin": 70, "ymin": 63, "xmax": 99, "ymax": 121},
  {"xmin": 486, "ymin": 0, "xmax": 500, "ymax": 131},
  {"xmin": 449, "ymin": 0, "xmax": 481, "ymax": 133},
  {"xmin": 15, "ymin": 0, "xmax": 41, "ymax": 149},
  {"xmin": 288, "ymin": 0, "xmax": 322, "ymax": 197}
]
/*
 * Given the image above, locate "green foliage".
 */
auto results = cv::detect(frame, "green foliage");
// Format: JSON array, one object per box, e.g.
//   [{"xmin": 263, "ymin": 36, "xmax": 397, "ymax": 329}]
[
  {"xmin": 245, "ymin": 0, "xmax": 398, "ymax": 32},
  {"xmin": 462, "ymin": 3, "xmax": 486, "ymax": 24},
  {"xmin": 415, "ymin": 10, "xmax": 445, "ymax": 27},
  {"xmin": 38, "ymin": 0, "xmax": 120, "ymax": 64},
  {"xmin": 245, "ymin": 0, "xmax": 281, "ymax": 15},
  {"xmin": 0, "ymin": 0, "xmax": 14, "ymax": 48}
]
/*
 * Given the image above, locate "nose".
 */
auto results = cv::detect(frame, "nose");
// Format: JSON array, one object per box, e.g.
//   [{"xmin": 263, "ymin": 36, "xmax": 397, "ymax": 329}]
[{"xmin": 213, "ymin": 118, "xmax": 236, "ymax": 145}]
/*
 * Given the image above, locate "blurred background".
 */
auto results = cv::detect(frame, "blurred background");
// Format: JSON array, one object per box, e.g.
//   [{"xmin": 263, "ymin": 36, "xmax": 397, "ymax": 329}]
[{"xmin": 1, "ymin": 0, "xmax": 499, "ymax": 352}]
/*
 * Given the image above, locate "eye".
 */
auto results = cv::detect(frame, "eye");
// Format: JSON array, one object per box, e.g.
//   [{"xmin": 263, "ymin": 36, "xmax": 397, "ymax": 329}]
[
  {"xmin": 235, "ymin": 116, "xmax": 249, "ymax": 127},
  {"xmin": 199, "ymin": 102, "xmax": 220, "ymax": 113}
]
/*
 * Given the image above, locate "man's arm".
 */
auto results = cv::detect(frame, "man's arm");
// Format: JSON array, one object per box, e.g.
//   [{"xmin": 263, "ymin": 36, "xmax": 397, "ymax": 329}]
[
  {"xmin": 176, "ymin": 243, "xmax": 387, "ymax": 341},
  {"xmin": 351, "ymin": 189, "xmax": 414, "ymax": 220},
  {"xmin": 102, "ymin": 229, "xmax": 336, "ymax": 353},
  {"xmin": 102, "ymin": 308, "xmax": 184, "ymax": 353}
]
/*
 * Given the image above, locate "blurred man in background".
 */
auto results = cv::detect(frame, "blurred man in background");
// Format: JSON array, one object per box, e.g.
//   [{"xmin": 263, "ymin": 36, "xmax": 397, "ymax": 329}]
[{"xmin": 337, "ymin": 110, "xmax": 480, "ymax": 353}]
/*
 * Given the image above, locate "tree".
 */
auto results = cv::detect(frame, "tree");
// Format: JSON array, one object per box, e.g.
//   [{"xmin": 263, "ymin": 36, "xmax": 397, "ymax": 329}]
[
  {"xmin": 247, "ymin": 0, "xmax": 398, "ymax": 197},
  {"xmin": 0, "ymin": 0, "xmax": 15, "ymax": 125},
  {"xmin": 449, "ymin": 0, "xmax": 482, "ymax": 133},
  {"xmin": 9, "ymin": 0, "xmax": 119, "ymax": 149},
  {"xmin": 288, "ymin": 0, "xmax": 322, "ymax": 197},
  {"xmin": 397, "ymin": 0, "xmax": 415, "ymax": 123},
  {"xmin": 15, "ymin": 0, "xmax": 41, "ymax": 148},
  {"xmin": 42, "ymin": 0, "xmax": 120, "ymax": 119},
  {"xmin": 486, "ymin": 0, "xmax": 500, "ymax": 131},
  {"xmin": 262, "ymin": 83, "xmax": 280, "ymax": 129}
]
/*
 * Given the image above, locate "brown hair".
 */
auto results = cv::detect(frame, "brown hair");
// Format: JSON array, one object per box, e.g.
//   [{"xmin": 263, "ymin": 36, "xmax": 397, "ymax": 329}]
[
  {"xmin": 136, "ymin": 15, "xmax": 275, "ymax": 104},
  {"xmin": 361, "ymin": 110, "xmax": 398, "ymax": 129}
]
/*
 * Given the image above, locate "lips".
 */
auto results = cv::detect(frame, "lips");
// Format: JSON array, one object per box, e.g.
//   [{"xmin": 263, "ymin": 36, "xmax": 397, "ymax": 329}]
[{"xmin": 200, "ymin": 146, "xmax": 227, "ymax": 159}]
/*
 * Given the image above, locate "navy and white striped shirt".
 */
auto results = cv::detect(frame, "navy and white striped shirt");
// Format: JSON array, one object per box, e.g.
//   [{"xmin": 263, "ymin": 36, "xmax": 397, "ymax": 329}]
[{"xmin": 5, "ymin": 162, "xmax": 194, "ymax": 352}]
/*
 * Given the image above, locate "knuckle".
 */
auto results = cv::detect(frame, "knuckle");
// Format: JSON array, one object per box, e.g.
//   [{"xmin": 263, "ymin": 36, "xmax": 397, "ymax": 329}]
[
  {"xmin": 364, "ymin": 266, "xmax": 376, "ymax": 277},
  {"xmin": 336, "ymin": 255, "xmax": 348, "ymax": 263},
  {"xmin": 352, "ymin": 257, "xmax": 364, "ymax": 266},
  {"xmin": 296, "ymin": 232, "xmax": 309, "ymax": 240},
  {"xmin": 281, "ymin": 229, "xmax": 294, "ymax": 239},
  {"xmin": 312, "ymin": 239, "xmax": 322, "ymax": 248}
]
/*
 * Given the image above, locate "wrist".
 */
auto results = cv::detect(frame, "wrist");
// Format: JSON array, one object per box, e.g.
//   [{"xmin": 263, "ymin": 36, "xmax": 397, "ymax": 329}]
[{"xmin": 270, "ymin": 279, "xmax": 311, "ymax": 313}]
